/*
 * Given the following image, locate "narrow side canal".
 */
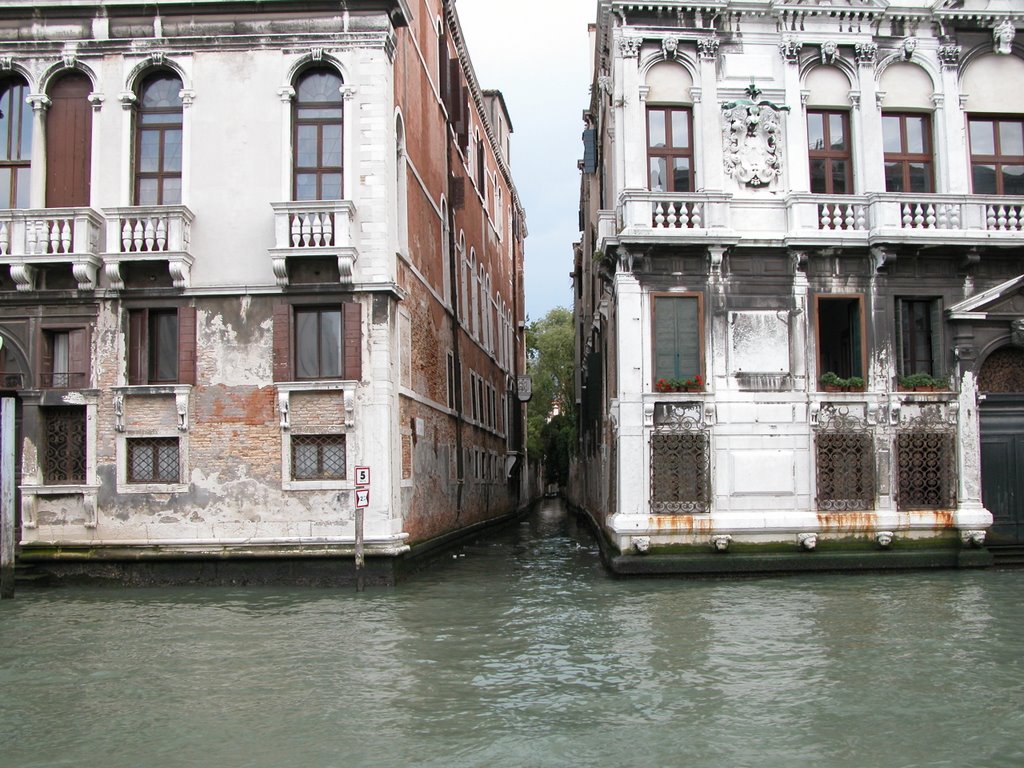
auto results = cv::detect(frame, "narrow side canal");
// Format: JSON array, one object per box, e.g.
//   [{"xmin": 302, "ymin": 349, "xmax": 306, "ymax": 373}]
[{"xmin": 1, "ymin": 500, "xmax": 1022, "ymax": 768}]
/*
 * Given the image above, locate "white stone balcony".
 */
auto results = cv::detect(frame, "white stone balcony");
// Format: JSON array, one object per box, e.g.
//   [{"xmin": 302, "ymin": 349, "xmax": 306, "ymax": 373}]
[
  {"xmin": 0, "ymin": 208, "xmax": 103, "ymax": 291},
  {"xmin": 269, "ymin": 200, "xmax": 358, "ymax": 287},
  {"xmin": 102, "ymin": 205, "xmax": 195, "ymax": 290},
  {"xmin": 615, "ymin": 190, "xmax": 735, "ymax": 245},
  {"xmin": 787, "ymin": 193, "xmax": 1024, "ymax": 249}
]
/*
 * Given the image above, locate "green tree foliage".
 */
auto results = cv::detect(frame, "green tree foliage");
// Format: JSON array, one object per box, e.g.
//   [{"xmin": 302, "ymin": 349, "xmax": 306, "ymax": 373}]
[{"xmin": 526, "ymin": 307, "xmax": 576, "ymax": 484}]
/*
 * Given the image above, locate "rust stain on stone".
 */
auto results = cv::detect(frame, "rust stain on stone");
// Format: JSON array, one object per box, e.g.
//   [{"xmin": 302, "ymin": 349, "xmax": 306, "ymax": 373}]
[
  {"xmin": 648, "ymin": 515, "xmax": 714, "ymax": 534},
  {"xmin": 816, "ymin": 512, "xmax": 878, "ymax": 532}
]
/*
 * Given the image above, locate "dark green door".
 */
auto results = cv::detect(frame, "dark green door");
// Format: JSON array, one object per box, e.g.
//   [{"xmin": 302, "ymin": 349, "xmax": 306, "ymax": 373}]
[{"xmin": 980, "ymin": 398, "xmax": 1024, "ymax": 545}]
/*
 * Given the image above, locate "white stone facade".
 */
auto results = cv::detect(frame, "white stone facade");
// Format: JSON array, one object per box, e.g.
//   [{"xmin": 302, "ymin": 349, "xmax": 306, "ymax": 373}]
[{"xmin": 572, "ymin": 0, "xmax": 1024, "ymax": 567}]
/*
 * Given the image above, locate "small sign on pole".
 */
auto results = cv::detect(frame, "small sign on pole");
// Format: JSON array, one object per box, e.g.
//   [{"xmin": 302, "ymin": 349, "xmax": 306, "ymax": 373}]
[
  {"xmin": 355, "ymin": 466, "xmax": 370, "ymax": 486},
  {"xmin": 355, "ymin": 488, "xmax": 370, "ymax": 508}
]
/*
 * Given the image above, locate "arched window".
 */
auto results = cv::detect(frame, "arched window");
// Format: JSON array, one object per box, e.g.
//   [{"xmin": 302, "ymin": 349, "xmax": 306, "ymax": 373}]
[
  {"xmin": 135, "ymin": 71, "xmax": 183, "ymax": 205},
  {"xmin": 0, "ymin": 76, "xmax": 32, "ymax": 209},
  {"xmin": 294, "ymin": 68, "xmax": 344, "ymax": 201}
]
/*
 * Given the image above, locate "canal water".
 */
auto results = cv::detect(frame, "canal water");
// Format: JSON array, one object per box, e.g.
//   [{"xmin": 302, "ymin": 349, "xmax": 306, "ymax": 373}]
[{"xmin": 1, "ymin": 499, "xmax": 1022, "ymax": 768}]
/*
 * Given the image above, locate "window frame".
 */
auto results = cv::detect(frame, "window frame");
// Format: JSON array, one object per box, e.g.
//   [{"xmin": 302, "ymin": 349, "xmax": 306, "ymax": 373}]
[
  {"xmin": 646, "ymin": 106, "xmax": 695, "ymax": 193},
  {"xmin": 290, "ymin": 433, "xmax": 347, "ymax": 481},
  {"xmin": 881, "ymin": 112, "xmax": 934, "ymax": 193},
  {"xmin": 133, "ymin": 71, "xmax": 184, "ymax": 206},
  {"xmin": 650, "ymin": 292, "xmax": 704, "ymax": 387},
  {"xmin": 967, "ymin": 115, "xmax": 1024, "ymax": 196},
  {"xmin": 41, "ymin": 405, "xmax": 87, "ymax": 486},
  {"xmin": 0, "ymin": 75, "xmax": 32, "ymax": 209},
  {"xmin": 39, "ymin": 325, "xmax": 90, "ymax": 389},
  {"xmin": 895, "ymin": 297, "xmax": 942, "ymax": 379},
  {"xmin": 273, "ymin": 300, "xmax": 361, "ymax": 384},
  {"xmin": 807, "ymin": 109, "xmax": 853, "ymax": 195},
  {"xmin": 126, "ymin": 435, "xmax": 181, "ymax": 484},
  {"xmin": 815, "ymin": 294, "xmax": 867, "ymax": 385},
  {"xmin": 292, "ymin": 67, "xmax": 345, "ymax": 202},
  {"xmin": 127, "ymin": 306, "xmax": 196, "ymax": 386}
]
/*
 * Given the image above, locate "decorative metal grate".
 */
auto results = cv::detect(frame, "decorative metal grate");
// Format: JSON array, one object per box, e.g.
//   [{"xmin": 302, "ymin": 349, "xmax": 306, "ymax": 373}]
[
  {"xmin": 815, "ymin": 432, "xmax": 875, "ymax": 510},
  {"xmin": 896, "ymin": 432, "xmax": 956, "ymax": 510},
  {"xmin": 127, "ymin": 437, "xmax": 180, "ymax": 483},
  {"xmin": 292, "ymin": 434, "xmax": 346, "ymax": 480},
  {"xmin": 43, "ymin": 406, "xmax": 86, "ymax": 485},
  {"xmin": 651, "ymin": 432, "xmax": 710, "ymax": 514}
]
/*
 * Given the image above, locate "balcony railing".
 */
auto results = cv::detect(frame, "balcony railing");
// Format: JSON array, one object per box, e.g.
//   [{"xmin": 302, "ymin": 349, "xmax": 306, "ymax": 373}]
[
  {"xmin": 618, "ymin": 191, "xmax": 732, "ymax": 238},
  {"xmin": 269, "ymin": 200, "xmax": 358, "ymax": 287},
  {"xmin": 38, "ymin": 371, "xmax": 89, "ymax": 389},
  {"xmin": 103, "ymin": 205, "xmax": 195, "ymax": 290},
  {"xmin": 0, "ymin": 208, "xmax": 103, "ymax": 290},
  {"xmin": 789, "ymin": 193, "xmax": 1024, "ymax": 243}
]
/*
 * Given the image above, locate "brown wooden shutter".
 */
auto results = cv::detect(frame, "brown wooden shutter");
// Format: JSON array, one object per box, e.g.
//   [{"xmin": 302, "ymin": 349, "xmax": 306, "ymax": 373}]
[
  {"xmin": 39, "ymin": 331, "xmax": 54, "ymax": 388},
  {"xmin": 128, "ymin": 310, "xmax": 146, "ymax": 385},
  {"xmin": 46, "ymin": 73, "xmax": 92, "ymax": 208},
  {"xmin": 342, "ymin": 301, "xmax": 362, "ymax": 382},
  {"xmin": 446, "ymin": 59, "xmax": 461, "ymax": 121},
  {"xmin": 177, "ymin": 306, "xmax": 197, "ymax": 385},
  {"xmin": 272, "ymin": 302, "xmax": 293, "ymax": 383},
  {"xmin": 68, "ymin": 328, "xmax": 90, "ymax": 387}
]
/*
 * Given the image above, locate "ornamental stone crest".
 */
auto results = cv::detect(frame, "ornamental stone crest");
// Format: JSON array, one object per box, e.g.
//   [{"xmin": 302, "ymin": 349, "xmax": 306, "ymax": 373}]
[
  {"xmin": 662, "ymin": 36, "xmax": 679, "ymax": 59},
  {"xmin": 994, "ymin": 20, "xmax": 1015, "ymax": 55},
  {"xmin": 938, "ymin": 44, "xmax": 962, "ymax": 68},
  {"xmin": 722, "ymin": 83, "xmax": 791, "ymax": 188},
  {"xmin": 854, "ymin": 42, "xmax": 877, "ymax": 65},
  {"xmin": 697, "ymin": 35, "xmax": 720, "ymax": 60},
  {"xmin": 619, "ymin": 36, "xmax": 642, "ymax": 58}
]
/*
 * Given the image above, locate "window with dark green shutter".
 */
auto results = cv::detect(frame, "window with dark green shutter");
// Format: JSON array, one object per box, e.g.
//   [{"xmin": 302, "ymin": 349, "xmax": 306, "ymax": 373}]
[
  {"xmin": 653, "ymin": 295, "xmax": 701, "ymax": 382},
  {"xmin": 896, "ymin": 298, "xmax": 942, "ymax": 377}
]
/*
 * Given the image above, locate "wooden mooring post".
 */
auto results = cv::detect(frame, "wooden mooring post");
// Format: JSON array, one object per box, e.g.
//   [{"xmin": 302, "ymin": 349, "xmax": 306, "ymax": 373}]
[{"xmin": 1, "ymin": 397, "xmax": 15, "ymax": 599}]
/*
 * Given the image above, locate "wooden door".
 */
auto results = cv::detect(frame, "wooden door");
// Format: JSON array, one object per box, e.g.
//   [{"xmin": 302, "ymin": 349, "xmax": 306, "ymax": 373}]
[
  {"xmin": 45, "ymin": 72, "xmax": 92, "ymax": 208},
  {"xmin": 980, "ymin": 398, "xmax": 1024, "ymax": 545}
]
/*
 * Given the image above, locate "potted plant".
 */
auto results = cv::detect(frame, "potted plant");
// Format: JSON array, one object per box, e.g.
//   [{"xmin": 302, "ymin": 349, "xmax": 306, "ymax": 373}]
[
  {"xmin": 846, "ymin": 376, "xmax": 865, "ymax": 392},
  {"xmin": 682, "ymin": 374, "xmax": 704, "ymax": 391},
  {"xmin": 655, "ymin": 378, "xmax": 673, "ymax": 393},
  {"xmin": 898, "ymin": 373, "xmax": 947, "ymax": 392},
  {"xmin": 820, "ymin": 371, "xmax": 845, "ymax": 392}
]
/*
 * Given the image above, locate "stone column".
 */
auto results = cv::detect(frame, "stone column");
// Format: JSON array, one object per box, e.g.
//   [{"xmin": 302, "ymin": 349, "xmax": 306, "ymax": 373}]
[
  {"xmin": 616, "ymin": 31, "xmax": 645, "ymax": 192},
  {"xmin": 26, "ymin": 94, "xmax": 50, "ymax": 209},
  {"xmin": 855, "ymin": 45, "xmax": 885, "ymax": 193},
  {"xmin": 613, "ymin": 253, "xmax": 645, "ymax": 520},
  {"xmin": 780, "ymin": 39, "xmax": 809, "ymax": 193},
  {"xmin": 938, "ymin": 45, "xmax": 968, "ymax": 194},
  {"xmin": 696, "ymin": 36, "xmax": 724, "ymax": 191}
]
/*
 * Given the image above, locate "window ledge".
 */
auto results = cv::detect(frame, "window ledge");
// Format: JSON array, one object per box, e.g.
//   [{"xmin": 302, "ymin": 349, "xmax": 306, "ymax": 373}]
[
  {"xmin": 113, "ymin": 384, "xmax": 192, "ymax": 396},
  {"xmin": 118, "ymin": 482, "xmax": 189, "ymax": 495},
  {"xmin": 282, "ymin": 479, "xmax": 354, "ymax": 492},
  {"xmin": 21, "ymin": 484, "xmax": 99, "ymax": 497},
  {"xmin": 276, "ymin": 380, "xmax": 356, "ymax": 393}
]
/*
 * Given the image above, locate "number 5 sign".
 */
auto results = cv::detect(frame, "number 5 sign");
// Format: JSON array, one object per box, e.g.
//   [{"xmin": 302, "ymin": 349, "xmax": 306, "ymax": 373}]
[{"xmin": 355, "ymin": 466, "xmax": 370, "ymax": 486}]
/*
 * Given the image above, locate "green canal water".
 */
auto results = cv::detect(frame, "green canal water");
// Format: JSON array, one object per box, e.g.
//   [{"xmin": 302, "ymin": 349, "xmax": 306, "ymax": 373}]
[{"xmin": 1, "ymin": 500, "xmax": 1022, "ymax": 768}]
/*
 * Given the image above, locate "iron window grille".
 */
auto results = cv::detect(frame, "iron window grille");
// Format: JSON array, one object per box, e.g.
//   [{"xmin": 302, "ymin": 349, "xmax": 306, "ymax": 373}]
[
  {"xmin": 292, "ymin": 434, "xmax": 346, "ymax": 480},
  {"xmin": 43, "ymin": 406, "xmax": 86, "ymax": 485},
  {"xmin": 896, "ymin": 431, "xmax": 957, "ymax": 510},
  {"xmin": 127, "ymin": 437, "xmax": 180, "ymax": 483},
  {"xmin": 650, "ymin": 403, "xmax": 710, "ymax": 514}
]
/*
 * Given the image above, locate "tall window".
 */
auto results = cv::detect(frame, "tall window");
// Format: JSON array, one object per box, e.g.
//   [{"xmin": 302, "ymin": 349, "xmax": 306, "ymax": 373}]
[
  {"xmin": 647, "ymin": 107, "xmax": 693, "ymax": 192},
  {"xmin": 969, "ymin": 116, "xmax": 1024, "ymax": 195},
  {"xmin": 128, "ymin": 307, "xmax": 196, "ymax": 385},
  {"xmin": 817, "ymin": 296, "xmax": 864, "ymax": 382},
  {"xmin": 295, "ymin": 307, "xmax": 342, "ymax": 379},
  {"xmin": 0, "ymin": 76, "xmax": 31, "ymax": 209},
  {"xmin": 808, "ymin": 110, "xmax": 852, "ymax": 194},
  {"xmin": 653, "ymin": 295, "xmax": 701, "ymax": 383},
  {"xmin": 42, "ymin": 406, "xmax": 86, "ymax": 485},
  {"xmin": 896, "ymin": 298, "xmax": 941, "ymax": 378},
  {"xmin": 135, "ymin": 72, "xmax": 183, "ymax": 205},
  {"xmin": 882, "ymin": 113, "xmax": 933, "ymax": 193},
  {"xmin": 293, "ymin": 68, "xmax": 344, "ymax": 201},
  {"xmin": 41, "ymin": 328, "xmax": 89, "ymax": 389}
]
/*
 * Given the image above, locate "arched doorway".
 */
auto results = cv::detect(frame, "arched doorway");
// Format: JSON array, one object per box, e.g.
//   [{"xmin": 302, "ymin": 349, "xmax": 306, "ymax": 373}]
[{"xmin": 979, "ymin": 346, "xmax": 1024, "ymax": 545}]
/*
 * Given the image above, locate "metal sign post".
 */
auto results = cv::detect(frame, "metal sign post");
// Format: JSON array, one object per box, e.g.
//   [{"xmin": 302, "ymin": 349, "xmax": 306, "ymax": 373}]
[{"xmin": 354, "ymin": 468, "xmax": 370, "ymax": 592}]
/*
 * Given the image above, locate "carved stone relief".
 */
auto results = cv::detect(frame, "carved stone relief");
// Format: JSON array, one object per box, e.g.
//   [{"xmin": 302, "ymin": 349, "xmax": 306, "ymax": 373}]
[{"xmin": 721, "ymin": 84, "xmax": 790, "ymax": 188}]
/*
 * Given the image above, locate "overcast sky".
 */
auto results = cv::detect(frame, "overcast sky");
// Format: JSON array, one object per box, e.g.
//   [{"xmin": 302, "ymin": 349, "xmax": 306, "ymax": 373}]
[{"xmin": 455, "ymin": 0, "xmax": 597, "ymax": 321}]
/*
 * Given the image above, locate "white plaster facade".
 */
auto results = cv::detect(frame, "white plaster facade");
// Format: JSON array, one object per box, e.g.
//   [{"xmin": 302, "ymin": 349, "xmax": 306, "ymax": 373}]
[
  {"xmin": 572, "ymin": 0, "xmax": 1024, "ymax": 568},
  {"xmin": 0, "ymin": 0, "xmax": 529, "ymax": 577}
]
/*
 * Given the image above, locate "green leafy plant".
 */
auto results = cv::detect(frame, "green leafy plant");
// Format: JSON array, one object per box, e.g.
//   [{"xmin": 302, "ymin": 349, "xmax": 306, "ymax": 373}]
[
  {"xmin": 819, "ymin": 371, "xmax": 844, "ymax": 388},
  {"xmin": 899, "ymin": 373, "xmax": 947, "ymax": 390},
  {"xmin": 846, "ymin": 376, "xmax": 865, "ymax": 390}
]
